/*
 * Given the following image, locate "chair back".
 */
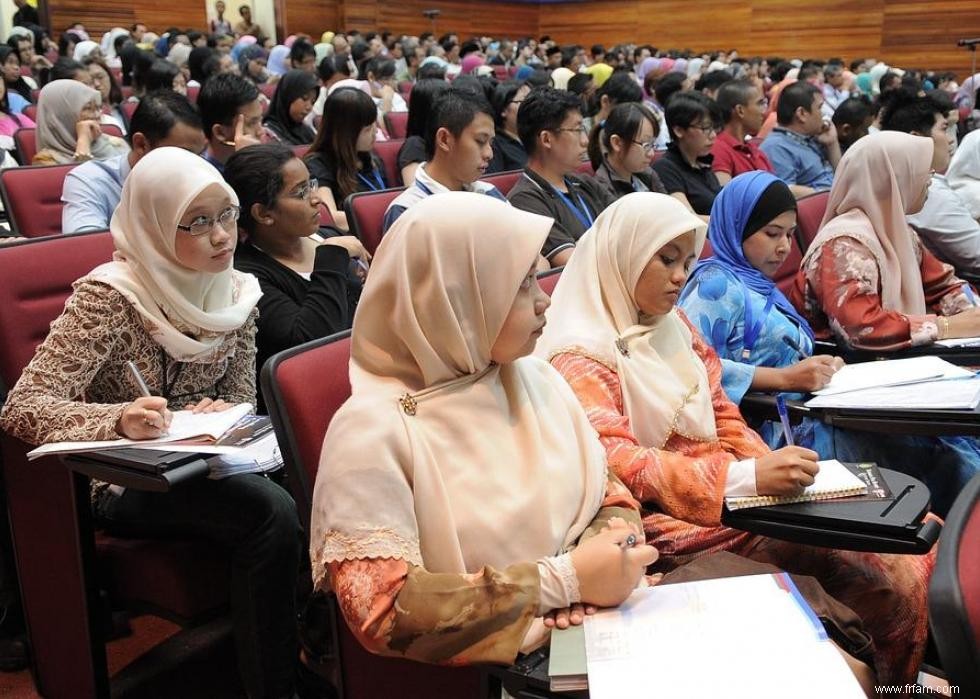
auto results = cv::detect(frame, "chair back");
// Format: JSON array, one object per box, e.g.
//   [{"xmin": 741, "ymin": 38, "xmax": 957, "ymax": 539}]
[
  {"xmin": 373, "ymin": 139, "xmax": 404, "ymax": 188},
  {"xmin": 480, "ymin": 169, "xmax": 521, "ymax": 195},
  {"xmin": 22, "ymin": 104, "xmax": 37, "ymax": 122},
  {"xmin": 344, "ymin": 188, "xmax": 406, "ymax": 255},
  {"xmin": 796, "ymin": 190, "xmax": 829, "ymax": 248},
  {"xmin": 260, "ymin": 331, "xmax": 483, "ymax": 699},
  {"xmin": 186, "ymin": 85, "xmax": 199, "ymax": 103},
  {"xmin": 929, "ymin": 473, "xmax": 980, "ymax": 697},
  {"xmin": 121, "ymin": 100, "xmax": 138, "ymax": 127},
  {"xmin": 102, "ymin": 123, "xmax": 124, "ymax": 138},
  {"xmin": 291, "ymin": 144, "xmax": 310, "ymax": 158},
  {"xmin": 384, "ymin": 111, "xmax": 408, "ymax": 140},
  {"xmin": 259, "ymin": 82, "xmax": 277, "ymax": 100},
  {"xmin": 0, "ymin": 163, "xmax": 76, "ymax": 237},
  {"xmin": 14, "ymin": 127, "xmax": 36, "ymax": 164},
  {"xmin": 773, "ymin": 231, "xmax": 804, "ymax": 298},
  {"xmin": 575, "ymin": 160, "xmax": 594, "ymax": 176},
  {"xmin": 537, "ymin": 266, "xmax": 563, "ymax": 296}
]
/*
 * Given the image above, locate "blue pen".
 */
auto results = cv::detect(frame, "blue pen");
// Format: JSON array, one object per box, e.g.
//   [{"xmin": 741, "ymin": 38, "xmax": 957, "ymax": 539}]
[
  {"xmin": 962, "ymin": 283, "xmax": 978, "ymax": 307},
  {"xmin": 781, "ymin": 335, "xmax": 807, "ymax": 361},
  {"xmin": 775, "ymin": 394, "xmax": 794, "ymax": 447}
]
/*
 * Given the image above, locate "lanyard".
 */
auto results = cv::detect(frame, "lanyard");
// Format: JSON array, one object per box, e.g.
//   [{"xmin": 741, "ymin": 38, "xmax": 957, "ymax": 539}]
[
  {"xmin": 553, "ymin": 183, "xmax": 594, "ymax": 229},
  {"xmin": 741, "ymin": 288, "xmax": 776, "ymax": 360},
  {"xmin": 357, "ymin": 169, "xmax": 385, "ymax": 192}
]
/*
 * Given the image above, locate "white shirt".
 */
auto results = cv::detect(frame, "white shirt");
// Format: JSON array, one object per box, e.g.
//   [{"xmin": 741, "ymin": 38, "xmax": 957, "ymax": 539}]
[{"xmin": 907, "ymin": 174, "xmax": 980, "ymax": 277}]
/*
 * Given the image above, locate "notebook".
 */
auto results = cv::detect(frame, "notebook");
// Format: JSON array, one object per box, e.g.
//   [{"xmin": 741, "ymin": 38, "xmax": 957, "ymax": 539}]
[
  {"xmin": 805, "ymin": 376, "xmax": 980, "ymax": 411},
  {"xmin": 725, "ymin": 459, "xmax": 867, "ymax": 511},
  {"xmin": 27, "ymin": 403, "xmax": 256, "ymax": 460},
  {"xmin": 547, "ymin": 624, "xmax": 588, "ymax": 691},
  {"xmin": 812, "ymin": 356, "xmax": 971, "ymax": 396}
]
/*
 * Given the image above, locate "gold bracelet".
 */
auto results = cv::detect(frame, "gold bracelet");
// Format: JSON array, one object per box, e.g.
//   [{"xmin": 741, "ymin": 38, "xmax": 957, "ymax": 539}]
[{"xmin": 939, "ymin": 316, "xmax": 949, "ymax": 340}]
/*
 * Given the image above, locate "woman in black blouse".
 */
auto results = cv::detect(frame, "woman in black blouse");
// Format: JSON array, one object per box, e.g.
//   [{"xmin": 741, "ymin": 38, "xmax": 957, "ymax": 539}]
[
  {"xmin": 488, "ymin": 79, "xmax": 529, "ymax": 173},
  {"xmin": 227, "ymin": 144, "xmax": 369, "ymax": 396},
  {"xmin": 397, "ymin": 78, "xmax": 449, "ymax": 185},
  {"xmin": 303, "ymin": 86, "xmax": 387, "ymax": 231}
]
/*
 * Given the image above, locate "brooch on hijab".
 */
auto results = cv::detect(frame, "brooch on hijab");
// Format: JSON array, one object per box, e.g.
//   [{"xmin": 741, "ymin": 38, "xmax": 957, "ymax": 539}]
[
  {"xmin": 615, "ymin": 338, "xmax": 630, "ymax": 357},
  {"xmin": 398, "ymin": 393, "xmax": 418, "ymax": 416}
]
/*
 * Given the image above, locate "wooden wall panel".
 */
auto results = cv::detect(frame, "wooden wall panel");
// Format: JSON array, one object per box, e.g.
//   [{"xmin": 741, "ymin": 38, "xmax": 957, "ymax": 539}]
[
  {"xmin": 279, "ymin": 0, "xmax": 340, "ymax": 40},
  {"xmin": 880, "ymin": 0, "xmax": 980, "ymax": 75},
  {"xmin": 49, "ymin": 0, "xmax": 206, "ymax": 38}
]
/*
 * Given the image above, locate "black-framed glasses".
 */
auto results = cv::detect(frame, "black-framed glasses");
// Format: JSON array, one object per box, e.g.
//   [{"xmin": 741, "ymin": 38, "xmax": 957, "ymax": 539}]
[
  {"xmin": 288, "ymin": 177, "xmax": 319, "ymax": 200},
  {"xmin": 176, "ymin": 205, "xmax": 241, "ymax": 237},
  {"xmin": 553, "ymin": 123, "xmax": 588, "ymax": 135},
  {"xmin": 687, "ymin": 122, "xmax": 718, "ymax": 135}
]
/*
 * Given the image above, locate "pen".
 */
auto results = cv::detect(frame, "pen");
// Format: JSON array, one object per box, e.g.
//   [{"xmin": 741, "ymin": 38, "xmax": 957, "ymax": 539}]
[
  {"xmin": 126, "ymin": 360, "xmax": 152, "ymax": 397},
  {"xmin": 962, "ymin": 283, "xmax": 978, "ymax": 307},
  {"xmin": 782, "ymin": 335, "xmax": 807, "ymax": 361},
  {"xmin": 776, "ymin": 395, "xmax": 795, "ymax": 447},
  {"xmin": 354, "ymin": 257, "xmax": 370, "ymax": 273}
]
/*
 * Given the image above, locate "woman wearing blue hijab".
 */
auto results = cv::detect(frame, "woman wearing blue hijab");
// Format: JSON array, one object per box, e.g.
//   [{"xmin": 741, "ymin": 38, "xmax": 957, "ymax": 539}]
[{"xmin": 680, "ymin": 170, "xmax": 980, "ymax": 516}]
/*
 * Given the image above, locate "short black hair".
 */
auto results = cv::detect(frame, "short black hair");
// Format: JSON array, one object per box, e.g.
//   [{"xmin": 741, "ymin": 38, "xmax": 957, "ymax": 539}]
[
  {"xmin": 224, "ymin": 143, "xmax": 297, "ymax": 233},
  {"xmin": 832, "ymin": 95, "xmax": 872, "ymax": 131},
  {"xmin": 417, "ymin": 61, "xmax": 447, "ymax": 81},
  {"xmin": 776, "ymin": 82, "xmax": 820, "ymax": 125},
  {"xmin": 597, "ymin": 71, "xmax": 642, "ymax": 106},
  {"xmin": 771, "ymin": 61, "xmax": 794, "ymax": 83},
  {"xmin": 365, "ymin": 56, "xmax": 395, "ymax": 81},
  {"xmin": 591, "ymin": 44, "xmax": 605, "ymax": 57},
  {"xmin": 654, "ymin": 72, "xmax": 686, "ymax": 108},
  {"xmin": 879, "ymin": 87, "xmax": 945, "ymax": 135},
  {"xmin": 48, "ymin": 57, "xmax": 86, "ymax": 83},
  {"xmin": 715, "ymin": 78, "xmax": 758, "ymax": 123},
  {"xmin": 197, "ymin": 72, "xmax": 260, "ymax": 136},
  {"xmin": 517, "ymin": 85, "xmax": 583, "ymax": 155},
  {"xmin": 567, "ymin": 73, "xmax": 593, "ymax": 96},
  {"xmin": 849, "ymin": 58, "xmax": 865, "ymax": 73},
  {"xmin": 524, "ymin": 68, "xmax": 551, "ymax": 88},
  {"xmin": 425, "ymin": 86, "xmax": 494, "ymax": 158},
  {"xmin": 407, "ymin": 78, "xmax": 450, "ymax": 137},
  {"xmin": 665, "ymin": 91, "xmax": 719, "ymax": 137},
  {"xmin": 489, "ymin": 79, "xmax": 523, "ymax": 129},
  {"xmin": 290, "ymin": 39, "xmax": 315, "ymax": 64},
  {"xmin": 695, "ymin": 69, "xmax": 733, "ymax": 94},
  {"xmin": 143, "ymin": 59, "xmax": 180, "ymax": 92},
  {"xmin": 460, "ymin": 40, "xmax": 481, "ymax": 58},
  {"xmin": 797, "ymin": 65, "xmax": 821, "ymax": 82},
  {"xmin": 128, "ymin": 89, "xmax": 203, "ymax": 146}
]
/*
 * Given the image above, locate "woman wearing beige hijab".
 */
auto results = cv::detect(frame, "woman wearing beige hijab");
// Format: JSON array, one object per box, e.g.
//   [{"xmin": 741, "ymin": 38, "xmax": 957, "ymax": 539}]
[
  {"xmin": 536, "ymin": 192, "xmax": 934, "ymax": 685},
  {"xmin": 33, "ymin": 78, "xmax": 128, "ymax": 164},
  {"xmin": 793, "ymin": 131, "xmax": 980, "ymax": 351},
  {"xmin": 0, "ymin": 147, "xmax": 302, "ymax": 699}
]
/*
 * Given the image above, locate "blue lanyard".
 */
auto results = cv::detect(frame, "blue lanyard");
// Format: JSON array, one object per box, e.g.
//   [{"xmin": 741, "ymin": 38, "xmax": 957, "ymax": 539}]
[
  {"xmin": 553, "ymin": 184, "xmax": 594, "ymax": 229},
  {"xmin": 741, "ymin": 288, "xmax": 776, "ymax": 360},
  {"xmin": 357, "ymin": 169, "xmax": 385, "ymax": 192}
]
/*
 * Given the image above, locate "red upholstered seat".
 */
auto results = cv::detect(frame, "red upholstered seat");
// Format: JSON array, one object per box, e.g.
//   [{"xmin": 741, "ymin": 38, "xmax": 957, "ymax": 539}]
[
  {"xmin": 480, "ymin": 169, "xmax": 521, "ymax": 195},
  {"xmin": 22, "ymin": 104, "xmax": 36, "ymax": 122},
  {"xmin": 929, "ymin": 473, "xmax": 980, "ymax": 696},
  {"xmin": 537, "ymin": 266, "xmax": 563, "ymax": 296},
  {"xmin": 259, "ymin": 82, "xmax": 277, "ymax": 100},
  {"xmin": 773, "ymin": 231, "xmax": 804, "ymax": 298},
  {"xmin": 13, "ymin": 127, "xmax": 36, "ymax": 164},
  {"xmin": 121, "ymin": 100, "xmax": 138, "ymax": 127},
  {"xmin": 576, "ymin": 160, "xmax": 595, "ymax": 176},
  {"xmin": 0, "ymin": 232, "xmax": 229, "ymax": 697},
  {"xmin": 186, "ymin": 85, "xmax": 199, "ymax": 103},
  {"xmin": 796, "ymin": 190, "xmax": 829, "ymax": 247},
  {"xmin": 291, "ymin": 143, "xmax": 310, "ymax": 158},
  {"xmin": 373, "ymin": 138, "xmax": 404, "ymax": 187},
  {"xmin": 344, "ymin": 187, "xmax": 406, "ymax": 255},
  {"xmin": 0, "ymin": 163, "xmax": 76, "ymax": 237},
  {"xmin": 261, "ymin": 332, "xmax": 482, "ymax": 698},
  {"xmin": 384, "ymin": 111, "xmax": 408, "ymax": 140}
]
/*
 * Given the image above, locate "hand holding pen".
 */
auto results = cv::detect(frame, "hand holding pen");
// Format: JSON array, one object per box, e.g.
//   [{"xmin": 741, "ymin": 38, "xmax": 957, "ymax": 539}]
[
  {"xmin": 114, "ymin": 361, "xmax": 172, "ymax": 440},
  {"xmin": 780, "ymin": 336, "xmax": 844, "ymax": 392}
]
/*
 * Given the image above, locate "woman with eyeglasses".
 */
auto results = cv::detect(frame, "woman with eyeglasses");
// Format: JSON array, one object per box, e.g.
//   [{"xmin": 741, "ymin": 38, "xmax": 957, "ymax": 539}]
[
  {"xmin": 652, "ymin": 91, "xmax": 722, "ymax": 218},
  {"xmin": 588, "ymin": 102, "xmax": 666, "ymax": 201},
  {"xmin": 487, "ymin": 80, "xmax": 530, "ymax": 174},
  {"xmin": 227, "ymin": 144, "xmax": 368, "ymax": 398},
  {"xmin": 0, "ymin": 147, "xmax": 303, "ymax": 699}
]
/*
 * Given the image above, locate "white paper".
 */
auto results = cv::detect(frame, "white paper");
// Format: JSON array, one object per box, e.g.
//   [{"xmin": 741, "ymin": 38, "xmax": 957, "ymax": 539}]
[
  {"xmin": 813, "ymin": 356, "xmax": 971, "ymax": 396},
  {"xmin": 584, "ymin": 575, "xmax": 865, "ymax": 699},
  {"xmin": 806, "ymin": 376, "xmax": 980, "ymax": 410},
  {"xmin": 725, "ymin": 459, "xmax": 867, "ymax": 510},
  {"xmin": 936, "ymin": 335, "xmax": 980, "ymax": 348}
]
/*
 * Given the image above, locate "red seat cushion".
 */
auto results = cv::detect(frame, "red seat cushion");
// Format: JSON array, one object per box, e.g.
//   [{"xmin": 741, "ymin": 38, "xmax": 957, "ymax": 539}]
[
  {"xmin": 373, "ymin": 139, "xmax": 405, "ymax": 188},
  {"xmin": 796, "ymin": 190, "xmax": 829, "ymax": 248},
  {"xmin": 384, "ymin": 112, "xmax": 408, "ymax": 140},
  {"xmin": 14, "ymin": 127, "xmax": 37, "ymax": 164},
  {"xmin": 480, "ymin": 169, "xmax": 521, "ymax": 195},
  {"xmin": 344, "ymin": 188, "xmax": 406, "ymax": 256},
  {"xmin": 0, "ymin": 163, "xmax": 76, "ymax": 237}
]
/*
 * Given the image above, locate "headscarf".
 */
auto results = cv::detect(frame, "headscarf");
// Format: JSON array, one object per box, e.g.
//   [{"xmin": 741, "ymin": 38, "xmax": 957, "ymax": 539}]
[
  {"xmin": 854, "ymin": 73, "xmax": 873, "ymax": 96},
  {"xmin": 802, "ymin": 131, "xmax": 933, "ymax": 315},
  {"xmin": 237, "ymin": 45, "xmax": 268, "ymax": 82},
  {"xmin": 947, "ymin": 128, "xmax": 980, "ymax": 220},
  {"xmin": 7, "ymin": 26, "xmax": 33, "ymax": 42},
  {"xmin": 659, "ymin": 57, "xmax": 675, "ymax": 73},
  {"xmin": 691, "ymin": 172, "xmax": 813, "ymax": 340},
  {"xmin": 707, "ymin": 60, "xmax": 727, "ymax": 73},
  {"xmin": 263, "ymin": 69, "xmax": 318, "ymax": 145},
  {"xmin": 36, "ymin": 80, "xmax": 122, "ymax": 163},
  {"xmin": 535, "ymin": 193, "xmax": 715, "ymax": 449},
  {"xmin": 636, "ymin": 57, "xmax": 661, "ymax": 82},
  {"xmin": 73, "ymin": 40, "xmax": 99, "ymax": 62},
  {"xmin": 283, "ymin": 35, "xmax": 297, "ymax": 49},
  {"xmin": 420, "ymin": 55, "xmax": 448, "ymax": 70},
  {"xmin": 550, "ymin": 66, "xmax": 574, "ymax": 90},
  {"xmin": 868, "ymin": 63, "xmax": 890, "ymax": 95},
  {"xmin": 672, "ymin": 58, "xmax": 688, "ymax": 75},
  {"xmin": 320, "ymin": 31, "xmax": 334, "ymax": 44},
  {"xmin": 313, "ymin": 42, "xmax": 333, "ymax": 65},
  {"xmin": 460, "ymin": 53, "xmax": 485, "ymax": 76},
  {"xmin": 80, "ymin": 147, "xmax": 261, "ymax": 362},
  {"xmin": 515, "ymin": 64, "xmax": 534, "ymax": 81},
  {"xmin": 585, "ymin": 62, "xmax": 613, "ymax": 87},
  {"xmin": 955, "ymin": 72, "xmax": 980, "ymax": 109},
  {"xmin": 100, "ymin": 27, "xmax": 129, "ymax": 58},
  {"xmin": 266, "ymin": 45, "xmax": 291, "ymax": 76},
  {"xmin": 311, "ymin": 193, "xmax": 607, "ymax": 581},
  {"xmin": 166, "ymin": 43, "xmax": 192, "ymax": 68},
  {"xmin": 230, "ymin": 35, "xmax": 257, "ymax": 62},
  {"xmin": 687, "ymin": 57, "xmax": 705, "ymax": 79}
]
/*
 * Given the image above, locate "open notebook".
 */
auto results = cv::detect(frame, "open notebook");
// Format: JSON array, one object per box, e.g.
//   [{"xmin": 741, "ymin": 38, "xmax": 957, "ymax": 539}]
[
  {"xmin": 27, "ymin": 403, "xmax": 255, "ymax": 460},
  {"xmin": 725, "ymin": 459, "xmax": 867, "ymax": 511},
  {"xmin": 812, "ymin": 356, "xmax": 972, "ymax": 396}
]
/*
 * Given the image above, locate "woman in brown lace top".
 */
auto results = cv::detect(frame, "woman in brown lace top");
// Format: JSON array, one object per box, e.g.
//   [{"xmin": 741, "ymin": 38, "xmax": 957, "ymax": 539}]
[{"xmin": 0, "ymin": 147, "xmax": 302, "ymax": 699}]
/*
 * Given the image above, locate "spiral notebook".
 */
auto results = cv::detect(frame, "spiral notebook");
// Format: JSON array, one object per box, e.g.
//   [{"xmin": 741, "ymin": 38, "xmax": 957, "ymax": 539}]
[{"xmin": 725, "ymin": 459, "xmax": 868, "ymax": 511}]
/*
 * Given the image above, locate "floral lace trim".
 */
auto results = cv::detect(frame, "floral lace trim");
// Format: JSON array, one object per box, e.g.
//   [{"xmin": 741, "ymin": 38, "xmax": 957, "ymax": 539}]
[
  {"xmin": 553, "ymin": 553, "xmax": 581, "ymax": 605},
  {"xmin": 311, "ymin": 527, "xmax": 423, "ymax": 590},
  {"xmin": 549, "ymin": 346, "xmax": 619, "ymax": 373}
]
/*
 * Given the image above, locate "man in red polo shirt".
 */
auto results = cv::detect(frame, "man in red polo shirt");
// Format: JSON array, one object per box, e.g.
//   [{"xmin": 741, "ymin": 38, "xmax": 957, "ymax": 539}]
[{"xmin": 711, "ymin": 78, "xmax": 773, "ymax": 185}]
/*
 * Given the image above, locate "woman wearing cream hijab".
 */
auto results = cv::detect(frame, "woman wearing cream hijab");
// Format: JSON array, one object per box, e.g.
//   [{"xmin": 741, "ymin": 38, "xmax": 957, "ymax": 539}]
[
  {"xmin": 312, "ymin": 192, "xmax": 657, "ymax": 664},
  {"xmin": 794, "ymin": 131, "xmax": 980, "ymax": 351},
  {"xmin": 537, "ymin": 192, "xmax": 934, "ymax": 685},
  {"xmin": 33, "ymin": 79, "xmax": 128, "ymax": 164},
  {"xmin": 0, "ymin": 147, "xmax": 302, "ymax": 699}
]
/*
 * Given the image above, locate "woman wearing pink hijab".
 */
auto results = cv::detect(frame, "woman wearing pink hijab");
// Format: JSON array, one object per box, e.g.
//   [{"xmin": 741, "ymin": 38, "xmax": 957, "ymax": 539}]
[{"xmin": 461, "ymin": 52, "xmax": 486, "ymax": 76}]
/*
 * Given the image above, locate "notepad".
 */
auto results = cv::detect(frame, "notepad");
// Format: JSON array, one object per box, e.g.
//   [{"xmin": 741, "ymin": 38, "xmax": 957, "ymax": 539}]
[
  {"xmin": 812, "ymin": 356, "xmax": 972, "ymax": 396},
  {"xmin": 805, "ymin": 376, "xmax": 980, "ymax": 411},
  {"xmin": 547, "ymin": 624, "xmax": 588, "ymax": 691},
  {"xmin": 725, "ymin": 459, "xmax": 867, "ymax": 511},
  {"xmin": 27, "ymin": 403, "xmax": 256, "ymax": 460}
]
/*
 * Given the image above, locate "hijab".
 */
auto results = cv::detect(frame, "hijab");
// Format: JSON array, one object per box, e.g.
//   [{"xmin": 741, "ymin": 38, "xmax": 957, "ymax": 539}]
[
  {"xmin": 673, "ymin": 58, "xmax": 688, "ymax": 75},
  {"xmin": 687, "ymin": 57, "xmax": 705, "ymax": 79},
  {"xmin": 100, "ymin": 28, "xmax": 129, "ymax": 58},
  {"xmin": 585, "ymin": 62, "xmax": 613, "ymax": 87},
  {"xmin": 73, "ymin": 40, "xmax": 100, "ymax": 62},
  {"xmin": 80, "ymin": 147, "xmax": 261, "ymax": 362},
  {"xmin": 955, "ymin": 73, "xmax": 980, "ymax": 109},
  {"xmin": 802, "ymin": 131, "xmax": 933, "ymax": 315},
  {"xmin": 35, "ymin": 80, "xmax": 123, "ymax": 163},
  {"xmin": 946, "ymin": 128, "xmax": 980, "ymax": 220},
  {"xmin": 536, "ymin": 193, "xmax": 715, "ymax": 449},
  {"xmin": 854, "ymin": 73, "xmax": 873, "ymax": 96},
  {"xmin": 266, "ymin": 45, "xmax": 291, "ymax": 76},
  {"xmin": 166, "ymin": 43, "xmax": 192, "ymax": 68},
  {"xmin": 550, "ymin": 66, "xmax": 574, "ymax": 90},
  {"xmin": 263, "ymin": 69, "xmax": 318, "ymax": 145},
  {"xmin": 868, "ymin": 63, "xmax": 890, "ymax": 95},
  {"xmin": 636, "ymin": 57, "xmax": 661, "ymax": 82},
  {"xmin": 231, "ymin": 36, "xmax": 258, "ymax": 62},
  {"xmin": 691, "ymin": 171, "xmax": 813, "ymax": 340},
  {"xmin": 314, "ymin": 42, "xmax": 333, "ymax": 65},
  {"xmin": 237, "ymin": 45, "xmax": 268, "ymax": 83},
  {"xmin": 311, "ymin": 193, "xmax": 607, "ymax": 581},
  {"xmin": 461, "ymin": 53, "xmax": 485, "ymax": 76}
]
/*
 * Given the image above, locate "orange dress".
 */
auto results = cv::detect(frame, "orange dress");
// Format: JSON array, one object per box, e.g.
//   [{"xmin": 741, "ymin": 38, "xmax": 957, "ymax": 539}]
[{"xmin": 550, "ymin": 312, "xmax": 935, "ymax": 685}]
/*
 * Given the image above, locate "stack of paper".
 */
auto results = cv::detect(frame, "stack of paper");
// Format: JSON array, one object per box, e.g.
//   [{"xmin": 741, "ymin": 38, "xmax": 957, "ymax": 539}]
[
  {"xmin": 936, "ymin": 335, "xmax": 980, "ymax": 348},
  {"xmin": 806, "ymin": 376, "xmax": 980, "ymax": 410},
  {"xmin": 812, "ymin": 356, "xmax": 972, "ymax": 396},
  {"xmin": 207, "ymin": 430, "xmax": 283, "ymax": 480},
  {"xmin": 582, "ymin": 574, "xmax": 865, "ymax": 699},
  {"xmin": 725, "ymin": 459, "xmax": 868, "ymax": 510}
]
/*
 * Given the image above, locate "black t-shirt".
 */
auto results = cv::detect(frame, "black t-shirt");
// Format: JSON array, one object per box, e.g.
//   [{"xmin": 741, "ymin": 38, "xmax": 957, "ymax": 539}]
[
  {"xmin": 305, "ymin": 150, "xmax": 388, "ymax": 205},
  {"xmin": 651, "ymin": 144, "xmax": 721, "ymax": 215},
  {"xmin": 487, "ymin": 133, "xmax": 528, "ymax": 174},
  {"xmin": 396, "ymin": 135, "xmax": 427, "ymax": 171}
]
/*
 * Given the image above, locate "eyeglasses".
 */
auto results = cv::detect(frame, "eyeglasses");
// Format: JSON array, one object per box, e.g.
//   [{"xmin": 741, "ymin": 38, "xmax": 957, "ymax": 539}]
[
  {"xmin": 176, "ymin": 205, "xmax": 241, "ymax": 236},
  {"xmin": 632, "ymin": 140, "xmax": 656, "ymax": 152},
  {"xmin": 552, "ymin": 123, "xmax": 589, "ymax": 136},
  {"xmin": 288, "ymin": 178, "xmax": 319, "ymax": 200},
  {"xmin": 687, "ymin": 122, "xmax": 718, "ymax": 134}
]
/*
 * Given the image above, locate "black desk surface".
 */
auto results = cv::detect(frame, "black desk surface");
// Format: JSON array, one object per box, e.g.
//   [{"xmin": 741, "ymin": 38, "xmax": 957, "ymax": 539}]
[
  {"xmin": 63, "ymin": 448, "xmax": 210, "ymax": 492},
  {"xmin": 485, "ymin": 647, "xmax": 587, "ymax": 699}
]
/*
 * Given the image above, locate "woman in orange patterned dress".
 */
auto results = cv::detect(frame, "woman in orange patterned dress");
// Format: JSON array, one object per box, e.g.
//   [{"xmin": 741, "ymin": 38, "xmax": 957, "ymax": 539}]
[{"xmin": 536, "ymin": 192, "xmax": 935, "ymax": 685}]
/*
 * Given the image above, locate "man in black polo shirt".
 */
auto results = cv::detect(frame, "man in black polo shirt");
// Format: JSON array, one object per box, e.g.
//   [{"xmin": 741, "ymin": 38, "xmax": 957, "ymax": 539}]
[{"xmin": 508, "ymin": 86, "xmax": 614, "ymax": 267}]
